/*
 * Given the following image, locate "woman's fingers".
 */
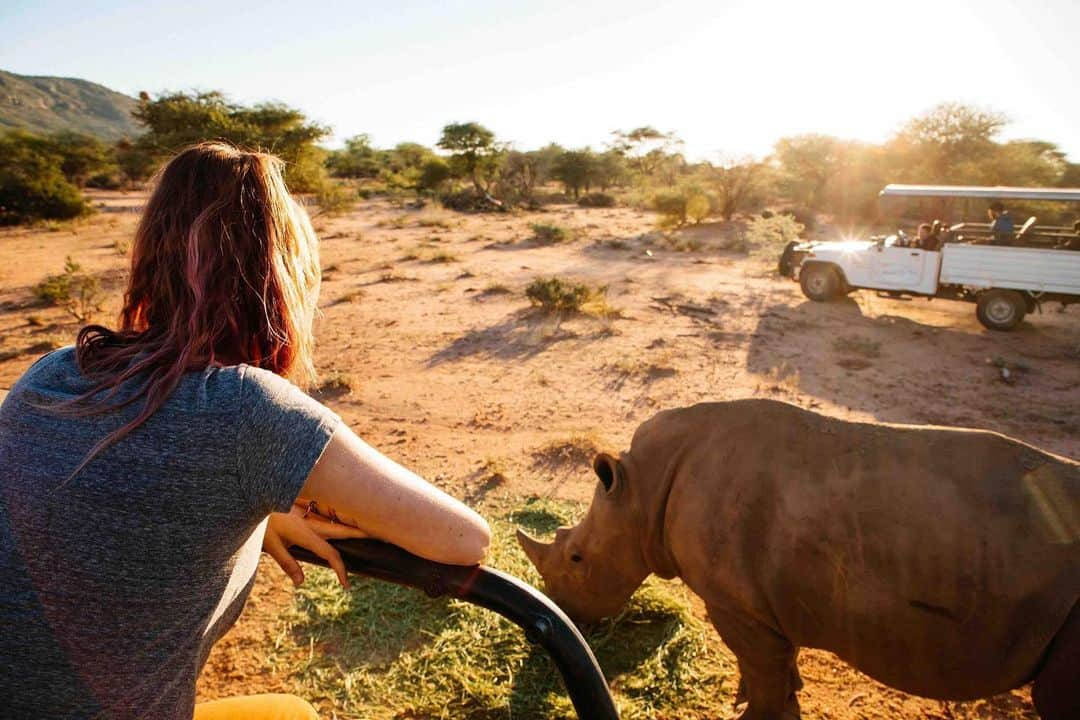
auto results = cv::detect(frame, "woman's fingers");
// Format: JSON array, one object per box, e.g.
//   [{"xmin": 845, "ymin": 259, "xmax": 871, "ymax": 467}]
[
  {"xmin": 294, "ymin": 521, "xmax": 351, "ymax": 588},
  {"xmin": 263, "ymin": 530, "xmax": 304, "ymax": 586}
]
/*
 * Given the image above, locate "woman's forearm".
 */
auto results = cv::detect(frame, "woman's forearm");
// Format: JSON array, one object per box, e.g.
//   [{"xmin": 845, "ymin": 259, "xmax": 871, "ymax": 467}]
[{"xmin": 298, "ymin": 426, "xmax": 491, "ymax": 566}]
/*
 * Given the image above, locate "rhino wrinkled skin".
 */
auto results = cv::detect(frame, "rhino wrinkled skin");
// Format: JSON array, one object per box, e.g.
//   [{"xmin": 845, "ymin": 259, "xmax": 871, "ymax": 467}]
[{"xmin": 517, "ymin": 400, "xmax": 1079, "ymax": 720}]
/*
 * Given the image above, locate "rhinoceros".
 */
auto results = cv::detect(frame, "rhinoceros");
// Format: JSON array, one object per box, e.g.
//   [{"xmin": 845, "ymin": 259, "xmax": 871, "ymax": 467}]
[{"xmin": 517, "ymin": 400, "xmax": 1079, "ymax": 720}]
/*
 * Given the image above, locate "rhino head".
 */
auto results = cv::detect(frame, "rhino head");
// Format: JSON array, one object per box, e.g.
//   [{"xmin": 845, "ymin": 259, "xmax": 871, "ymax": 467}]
[{"xmin": 516, "ymin": 452, "xmax": 652, "ymax": 623}]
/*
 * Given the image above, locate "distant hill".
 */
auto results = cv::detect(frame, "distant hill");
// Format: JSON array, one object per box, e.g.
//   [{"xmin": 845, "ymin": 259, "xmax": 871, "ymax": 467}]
[{"xmin": 0, "ymin": 70, "xmax": 141, "ymax": 141}]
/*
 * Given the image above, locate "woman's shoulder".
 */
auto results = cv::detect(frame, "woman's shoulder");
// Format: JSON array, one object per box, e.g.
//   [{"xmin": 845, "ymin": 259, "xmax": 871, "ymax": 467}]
[
  {"xmin": 233, "ymin": 364, "xmax": 328, "ymax": 414},
  {"xmin": 7, "ymin": 345, "xmax": 83, "ymax": 399}
]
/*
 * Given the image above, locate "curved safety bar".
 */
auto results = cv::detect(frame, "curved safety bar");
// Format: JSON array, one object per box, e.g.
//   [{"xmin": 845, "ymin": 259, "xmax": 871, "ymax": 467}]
[{"xmin": 290, "ymin": 538, "xmax": 620, "ymax": 720}]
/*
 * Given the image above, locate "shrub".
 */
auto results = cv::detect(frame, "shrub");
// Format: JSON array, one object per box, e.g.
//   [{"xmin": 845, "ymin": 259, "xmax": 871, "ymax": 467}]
[
  {"xmin": 314, "ymin": 181, "xmax": 356, "ymax": 215},
  {"xmin": 525, "ymin": 277, "xmax": 616, "ymax": 316},
  {"xmin": 439, "ymin": 188, "xmax": 504, "ymax": 213},
  {"xmin": 743, "ymin": 213, "xmax": 805, "ymax": 255},
  {"xmin": 0, "ymin": 133, "xmax": 89, "ymax": 225},
  {"xmin": 526, "ymin": 277, "xmax": 591, "ymax": 313},
  {"xmin": 530, "ymin": 222, "xmax": 573, "ymax": 244},
  {"xmin": 652, "ymin": 190, "xmax": 687, "ymax": 228},
  {"xmin": 34, "ymin": 256, "xmax": 103, "ymax": 321},
  {"xmin": 577, "ymin": 192, "xmax": 616, "ymax": 208},
  {"xmin": 685, "ymin": 194, "xmax": 711, "ymax": 224},
  {"xmin": 85, "ymin": 171, "xmax": 124, "ymax": 190},
  {"xmin": 777, "ymin": 206, "xmax": 817, "ymax": 231},
  {"xmin": 417, "ymin": 157, "xmax": 452, "ymax": 191}
]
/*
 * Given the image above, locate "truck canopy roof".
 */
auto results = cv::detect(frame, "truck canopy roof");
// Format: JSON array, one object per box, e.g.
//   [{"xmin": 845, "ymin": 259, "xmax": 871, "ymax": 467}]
[{"xmin": 880, "ymin": 184, "xmax": 1080, "ymax": 201}]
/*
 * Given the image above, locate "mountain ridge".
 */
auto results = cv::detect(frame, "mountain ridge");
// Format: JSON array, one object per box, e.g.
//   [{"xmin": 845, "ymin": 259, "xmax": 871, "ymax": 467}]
[{"xmin": 0, "ymin": 69, "xmax": 141, "ymax": 141}]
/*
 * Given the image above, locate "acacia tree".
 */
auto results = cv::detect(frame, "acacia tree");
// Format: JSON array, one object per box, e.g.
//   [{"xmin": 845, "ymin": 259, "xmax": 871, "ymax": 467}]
[
  {"xmin": 551, "ymin": 149, "xmax": 597, "ymax": 198},
  {"xmin": 496, "ymin": 150, "xmax": 543, "ymax": 204},
  {"xmin": 592, "ymin": 150, "xmax": 628, "ymax": 191},
  {"xmin": 772, "ymin": 134, "xmax": 845, "ymax": 210},
  {"xmin": 131, "ymin": 91, "xmax": 330, "ymax": 191},
  {"xmin": 610, "ymin": 126, "xmax": 683, "ymax": 177},
  {"xmin": 326, "ymin": 134, "xmax": 383, "ymax": 178},
  {"xmin": 711, "ymin": 156, "xmax": 768, "ymax": 220},
  {"xmin": 437, "ymin": 122, "xmax": 502, "ymax": 193}
]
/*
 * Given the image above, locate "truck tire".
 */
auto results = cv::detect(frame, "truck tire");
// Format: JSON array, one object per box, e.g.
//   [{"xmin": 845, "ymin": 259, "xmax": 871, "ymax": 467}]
[
  {"xmin": 778, "ymin": 241, "xmax": 798, "ymax": 277},
  {"xmin": 800, "ymin": 264, "xmax": 841, "ymax": 301},
  {"xmin": 976, "ymin": 289, "xmax": 1027, "ymax": 331}
]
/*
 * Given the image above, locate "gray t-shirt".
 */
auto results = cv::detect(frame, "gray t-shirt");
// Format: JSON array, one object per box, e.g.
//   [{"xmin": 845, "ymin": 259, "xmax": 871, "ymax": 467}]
[{"xmin": 0, "ymin": 347, "xmax": 340, "ymax": 719}]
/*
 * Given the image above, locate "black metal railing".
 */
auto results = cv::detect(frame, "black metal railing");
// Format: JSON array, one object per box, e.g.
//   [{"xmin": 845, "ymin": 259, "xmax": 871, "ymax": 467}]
[{"xmin": 291, "ymin": 539, "xmax": 620, "ymax": 720}]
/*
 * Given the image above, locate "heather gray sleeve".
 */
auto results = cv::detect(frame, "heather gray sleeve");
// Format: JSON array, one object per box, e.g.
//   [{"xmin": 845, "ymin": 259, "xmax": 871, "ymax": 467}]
[{"xmin": 236, "ymin": 366, "xmax": 341, "ymax": 517}]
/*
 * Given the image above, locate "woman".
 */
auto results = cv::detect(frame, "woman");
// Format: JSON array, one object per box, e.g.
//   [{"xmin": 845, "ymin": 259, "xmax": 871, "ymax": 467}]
[{"xmin": 0, "ymin": 142, "xmax": 491, "ymax": 719}]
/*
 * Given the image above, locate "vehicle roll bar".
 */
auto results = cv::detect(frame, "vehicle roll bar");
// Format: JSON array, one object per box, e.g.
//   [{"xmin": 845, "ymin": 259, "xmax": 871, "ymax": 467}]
[{"xmin": 291, "ymin": 539, "xmax": 620, "ymax": 720}]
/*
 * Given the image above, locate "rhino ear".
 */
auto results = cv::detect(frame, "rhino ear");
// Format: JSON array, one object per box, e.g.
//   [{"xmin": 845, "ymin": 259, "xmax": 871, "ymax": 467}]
[{"xmin": 593, "ymin": 453, "xmax": 622, "ymax": 494}]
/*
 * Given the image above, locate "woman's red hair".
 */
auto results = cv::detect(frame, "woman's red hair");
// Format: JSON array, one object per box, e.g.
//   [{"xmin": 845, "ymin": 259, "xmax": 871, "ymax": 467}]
[{"xmin": 63, "ymin": 142, "xmax": 320, "ymax": 470}]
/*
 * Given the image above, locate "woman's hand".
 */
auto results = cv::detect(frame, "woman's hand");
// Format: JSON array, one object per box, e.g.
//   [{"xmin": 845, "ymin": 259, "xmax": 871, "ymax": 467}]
[{"xmin": 263, "ymin": 503, "xmax": 368, "ymax": 588}]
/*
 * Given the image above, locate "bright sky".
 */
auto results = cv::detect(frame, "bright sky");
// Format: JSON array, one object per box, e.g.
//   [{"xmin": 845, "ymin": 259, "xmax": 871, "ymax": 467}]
[{"xmin": 3, "ymin": 0, "xmax": 1079, "ymax": 161}]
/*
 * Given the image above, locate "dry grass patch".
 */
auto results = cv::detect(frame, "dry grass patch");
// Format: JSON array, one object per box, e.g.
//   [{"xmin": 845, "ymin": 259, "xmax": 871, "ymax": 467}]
[
  {"xmin": 479, "ymin": 282, "xmax": 512, "ymax": 297},
  {"xmin": 315, "ymin": 371, "xmax": 359, "ymax": 399},
  {"xmin": 605, "ymin": 357, "xmax": 678, "ymax": 386},
  {"xmin": 417, "ymin": 215, "xmax": 453, "ymax": 230},
  {"xmin": 277, "ymin": 497, "xmax": 733, "ymax": 719},
  {"xmin": 424, "ymin": 251, "xmax": 459, "ymax": 264},
  {"xmin": 336, "ymin": 289, "xmax": 366, "ymax": 305},
  {"xmin": 530, "ymin": 222, "xmax": 575, "ymax": 245},
  {"xmin": 832, "ymin": 335, "xmax": 881, "ymax": 359},
  {"xmin": 532, "ymin": 432, "xmax": 603, "ymax": 470}
]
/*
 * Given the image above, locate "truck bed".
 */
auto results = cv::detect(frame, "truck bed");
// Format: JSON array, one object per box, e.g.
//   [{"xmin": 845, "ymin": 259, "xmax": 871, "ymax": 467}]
[{"xmin": 940, "ymin": 244, "xmax": 1080, "ymax": 296}]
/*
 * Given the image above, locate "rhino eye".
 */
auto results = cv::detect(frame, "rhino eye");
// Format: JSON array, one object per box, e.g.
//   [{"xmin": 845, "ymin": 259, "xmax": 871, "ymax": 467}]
[{"xmin": 570, "ymin": 553, "xmax": 583, "ymax": 563}]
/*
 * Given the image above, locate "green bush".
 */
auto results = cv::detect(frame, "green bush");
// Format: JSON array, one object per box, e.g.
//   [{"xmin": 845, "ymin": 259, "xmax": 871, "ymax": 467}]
[
  {"xmin": 34, "ymin": 256, "xmax": 103, "ymax": 321},
  {"xmin": 0, "ymin": 133, "xmax": 89, "ymax": 225},
  {"xmin": 742, "ymin": 213, "xmax": 805, "ymax": 255},
  {"xmin": 85, "ymin": 172, "xmax": 124, "ymax": 190},
  {"xmin": 526, "ymin": 277, "xmax": 592, "ymax": 313},
  {"xmin": 439, "ymin": 188, "xmax": 503, "ymax": 213},
  {"xmin": 530, "ymin": 222, "xmax": 573, "ymax": 244},
  {"xmin": 652, "ymin": 190, "xmax": 688, "ymax": 229},
  {"xmin": 417, "ymin": 157, "xmax": 452, "ymax": 191},
  {"xmin": 314, "ymin": 181, "xmax": 356, "ymax": 215},
  {"xmin": 577, "ymin": 192, "xmax": 616, "ymax": 208},
  {"xmin": 685, "ymin": 194, "xmax": 711, "ymax": 224}
]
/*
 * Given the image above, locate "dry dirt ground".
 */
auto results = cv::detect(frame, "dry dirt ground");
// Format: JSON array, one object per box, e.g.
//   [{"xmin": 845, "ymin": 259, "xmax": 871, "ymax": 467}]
[{"xmin": 1, "ymin": 190, "xmax": 1077, "ymax": 719}]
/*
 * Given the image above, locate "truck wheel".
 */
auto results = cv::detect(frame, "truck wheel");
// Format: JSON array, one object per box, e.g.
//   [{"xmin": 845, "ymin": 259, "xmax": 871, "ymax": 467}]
[
  {"xmin": 778, "ymin": 241, "xmax": 798, "ymax": 277},
  {"xmin": 800, "ymin": 264, "xmax": 840, "ymax": 301},
  {"xmin": 976, "ymin": 289, "xmax": 1026, "ymax": 331}
]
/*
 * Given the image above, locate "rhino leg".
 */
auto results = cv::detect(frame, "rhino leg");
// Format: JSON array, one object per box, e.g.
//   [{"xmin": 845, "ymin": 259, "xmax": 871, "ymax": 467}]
[
  {"xmin": 707, "ymin": 604, "xmax": 802, "ymax": 720},
  {"xmin": 1032, "ymin": 602, "xmax": 1079, "ymax": 720}
]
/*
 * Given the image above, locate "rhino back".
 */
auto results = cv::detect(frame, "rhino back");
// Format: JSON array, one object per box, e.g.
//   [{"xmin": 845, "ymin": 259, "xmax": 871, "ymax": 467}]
[{"xmin": 633, "ymin": 399, "xmax": 1079, "ymax": 699}]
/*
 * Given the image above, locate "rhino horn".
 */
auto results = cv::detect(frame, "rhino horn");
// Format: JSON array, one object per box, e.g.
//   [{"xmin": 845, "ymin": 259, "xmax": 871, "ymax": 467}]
[{"xmin": 516, "ymin": 529, "xmax": 552, "ymax": 572}]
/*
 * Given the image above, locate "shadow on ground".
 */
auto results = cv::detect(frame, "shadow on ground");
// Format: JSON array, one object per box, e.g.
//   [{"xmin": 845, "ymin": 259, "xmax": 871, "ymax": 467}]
[
  {"xmin": 427, "ymin": 308, "xmax": 613, "ymax": 366},
  {"xmin": 744, "ymin": 297, "xmax": 1080, "ymax": 447}
]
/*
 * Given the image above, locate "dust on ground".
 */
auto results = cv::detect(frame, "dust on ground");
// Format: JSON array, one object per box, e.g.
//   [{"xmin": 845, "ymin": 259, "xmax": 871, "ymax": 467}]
[{"xmin": 2, "ymin": 190, "xmax": 1076, "ymax": 719}]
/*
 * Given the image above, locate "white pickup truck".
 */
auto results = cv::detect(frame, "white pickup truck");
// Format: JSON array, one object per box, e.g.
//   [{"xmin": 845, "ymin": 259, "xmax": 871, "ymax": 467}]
[{"xmin": 779, "ymin": 185, "xmax": 1080, "ymax": 331}]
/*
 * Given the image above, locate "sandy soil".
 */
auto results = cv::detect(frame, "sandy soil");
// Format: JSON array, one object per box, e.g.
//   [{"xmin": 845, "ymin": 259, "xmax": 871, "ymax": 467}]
[{"xmin": 2, "ymin": 190, "xmax": 1077, "ymax": 719}]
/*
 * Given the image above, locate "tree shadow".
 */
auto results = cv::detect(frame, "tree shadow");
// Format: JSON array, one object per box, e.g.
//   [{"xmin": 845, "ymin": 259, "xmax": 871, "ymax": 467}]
[
  {"xmin": 427, "ymin": 308, "xmax": 607, "ymax": 366},
  {"xmin": 743, "ymin": 295, "xmax": 1077, "ymax": 430}
]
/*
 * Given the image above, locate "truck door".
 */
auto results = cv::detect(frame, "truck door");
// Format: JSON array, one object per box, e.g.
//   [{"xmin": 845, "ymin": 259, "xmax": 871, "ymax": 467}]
[{"xmin": 873, "ymin": 245, "xmax": 928, "ymax": 291}]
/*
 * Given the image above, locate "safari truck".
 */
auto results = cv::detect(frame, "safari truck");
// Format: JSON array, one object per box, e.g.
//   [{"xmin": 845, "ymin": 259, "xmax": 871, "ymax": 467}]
[{"xmin": 778, "ymin": 185, "xmax": 1080, "ymax": 330}]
